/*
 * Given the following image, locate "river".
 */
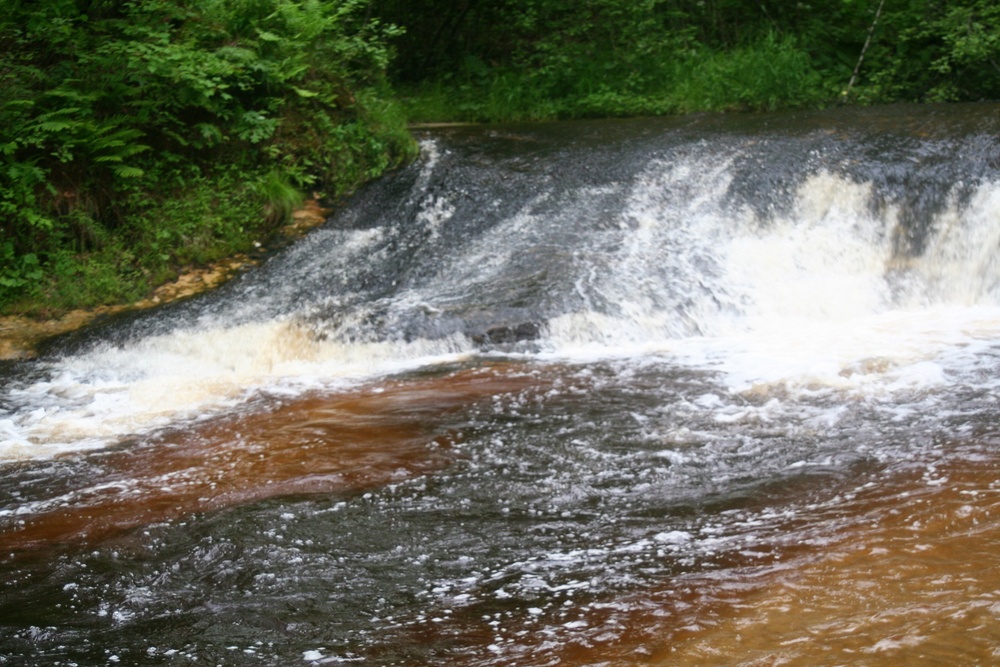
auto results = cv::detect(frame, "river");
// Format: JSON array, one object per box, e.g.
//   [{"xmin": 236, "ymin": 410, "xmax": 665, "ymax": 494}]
[{"xmin": 3, "ymin": 104, "xmax": 1000, "ymax": 665}]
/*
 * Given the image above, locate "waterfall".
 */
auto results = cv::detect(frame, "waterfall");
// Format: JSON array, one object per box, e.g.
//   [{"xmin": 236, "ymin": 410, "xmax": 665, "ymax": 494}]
[
  {"xmin": 3, "ymin": 108, "xmax": 1000, "ymax": 460},
  {"xmin": 5, "ymin": 106, "xmax": 1000, "ymax": 667}
]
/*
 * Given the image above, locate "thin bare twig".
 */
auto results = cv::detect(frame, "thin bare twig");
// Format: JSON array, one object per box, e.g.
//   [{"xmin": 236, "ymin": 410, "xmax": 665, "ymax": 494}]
[{"xmin": 844, "ymin": 0, "xmax": 887, "ymax": 99}]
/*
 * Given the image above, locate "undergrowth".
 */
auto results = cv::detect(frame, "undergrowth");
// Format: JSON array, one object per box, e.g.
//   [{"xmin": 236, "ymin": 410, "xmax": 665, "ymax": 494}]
[
  {"xmin": 0, "ymin": 0, "xmax": 416, "ymax": 316},
  {"xmin": 399, "ymin": 33, "xmax": 830, "ymax": 123}
]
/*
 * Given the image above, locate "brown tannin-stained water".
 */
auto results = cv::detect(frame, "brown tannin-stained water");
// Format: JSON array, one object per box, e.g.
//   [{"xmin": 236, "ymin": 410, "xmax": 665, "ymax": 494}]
[
  {"xmin": 2, "ymin": 365, "xmax": 543, "ymax": 553},
  {"xmin": 3, "ymin": 105, "xmax": 1000, "ymax": 665},
  {"xmin": 656, "ymin": 455, "xmax": 1000, "ymax": 666}
]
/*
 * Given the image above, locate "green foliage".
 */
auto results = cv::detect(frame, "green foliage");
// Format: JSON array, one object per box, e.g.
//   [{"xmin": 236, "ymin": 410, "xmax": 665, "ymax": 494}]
[
  {"xmin": 863, "ymin": 0, "xmax": 1000, "ymax": 102},
  {"xmin": 671, "ymin": 33, "xmax": 828, "ymax": 113},
  {"xmin": 0, "ymin": 0, "xmax": 415, "ymax": 312},
  {"xmin": 0, "ymin": 245, "xmax": 42, "ymax": 293},
  {"xmin": 4, "ymin": 0, "xmax": 998, "ymax": 314},
  {"xmin": 255, "ymin": 170, "xmax": 305, "ymax": 227},
  {"xmin": 382, "ymin": 0, "xmax": 832, "ymax": 122},
  {"xmin": 399, "ymin": 31, "xmax": 825, "ymax": 122},
  {"xmin": 383, "ymin": 0, "xmax": 1000, "ymax": 122}
]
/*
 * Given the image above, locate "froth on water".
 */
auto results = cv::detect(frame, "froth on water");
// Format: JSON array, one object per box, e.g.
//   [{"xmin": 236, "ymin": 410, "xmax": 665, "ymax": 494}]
[{"xmin": 2, "ymin": 108, "xmax": 1000, "ymax": 665}]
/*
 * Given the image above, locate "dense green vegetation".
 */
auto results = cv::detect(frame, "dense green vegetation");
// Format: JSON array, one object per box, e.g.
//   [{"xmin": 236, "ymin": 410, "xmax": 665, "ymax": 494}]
[
  {"xmin": 373, "ymin": 0, "xmax": 1000, "ymax": 121},
  {"xmin": 2, "ymin": 0, "xmax": 999, "ymax": 314},
  {"xmin": 0, "ymin": 0, "xmax": 414, "ymax": 313}
]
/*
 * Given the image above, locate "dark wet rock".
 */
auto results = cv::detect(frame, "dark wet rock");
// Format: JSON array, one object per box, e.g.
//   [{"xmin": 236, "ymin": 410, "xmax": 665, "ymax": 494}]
[{"xmin": 471, "ymin": 322, "xmax": 541, "ymax": 346}]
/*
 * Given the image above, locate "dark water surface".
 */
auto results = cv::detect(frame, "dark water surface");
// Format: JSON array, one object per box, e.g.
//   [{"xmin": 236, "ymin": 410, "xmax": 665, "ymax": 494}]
[{"xmin": 3, "ymin": 104, "xmax": 1000, "ymax": 665}]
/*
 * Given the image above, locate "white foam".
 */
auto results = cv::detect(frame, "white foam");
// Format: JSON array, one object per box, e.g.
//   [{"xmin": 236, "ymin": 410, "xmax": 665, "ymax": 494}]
[
  {"xmin": 904, "ymin": 183, "xmax": 1000, "ymax": 306},
  {"xmin": 1, "ymin": 319, "xmax": 474, "ymax": 460},
  {"xmin": 5, "ymin": 161, "xmax": 1000, "ymax": 461},
  {"xmin": 546, "ymin": 172, "xmax": 1000, "ymax": 402},
  {"xmin": 725, "ymin": 173, "xmax": 893, "ymax": 324}
]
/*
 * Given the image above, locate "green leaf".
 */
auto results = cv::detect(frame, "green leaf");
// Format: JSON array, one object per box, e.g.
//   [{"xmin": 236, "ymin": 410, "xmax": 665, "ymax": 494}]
[
  {"xmin": 35, "ymin": 119, "xmax": 75, "ymax": 132},
  {"xmin": 111, "ymin": 165, "xmax": 145, "ymax": 178}
]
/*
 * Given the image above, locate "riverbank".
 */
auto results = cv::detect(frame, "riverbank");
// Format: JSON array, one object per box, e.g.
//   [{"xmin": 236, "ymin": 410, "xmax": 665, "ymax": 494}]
[{"xmin": 0, "ymin": 199, "xmax": 332, "ymax": 361}]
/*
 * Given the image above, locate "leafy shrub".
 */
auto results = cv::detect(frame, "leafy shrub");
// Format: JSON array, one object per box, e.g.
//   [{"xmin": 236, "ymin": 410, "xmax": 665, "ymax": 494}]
[
  {"xmin": 385, "ymin": 0, "xmax": 1000, "ymax": 122},
  {"xmin": 0, "ymin": 0, "xmax": 415, "ymax": 312},
  {"xmin": 670, "ymin": 32, "xmax": 827, "ymax": 112}
]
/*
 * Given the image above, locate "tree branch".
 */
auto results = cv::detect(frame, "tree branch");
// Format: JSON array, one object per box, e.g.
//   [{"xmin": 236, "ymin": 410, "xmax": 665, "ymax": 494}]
[{"xmin": 844, "ymin": 0, "xmax": 887, "ymax": 99}]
